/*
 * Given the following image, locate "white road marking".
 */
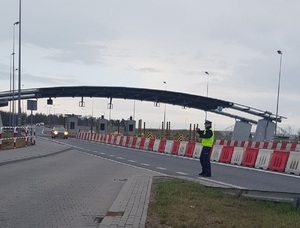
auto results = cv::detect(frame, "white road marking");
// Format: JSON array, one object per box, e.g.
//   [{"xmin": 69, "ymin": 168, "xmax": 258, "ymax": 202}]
[
  {"xmin": 141, "ymin": 163, "xmax": 150, "ymax": 166},
  {"xmin": 109, "ymin": 155, "xmax": 115, "ymax": 157},
  {"xmin": 176, "ymin": 172, "xmax": 188, "ymax": 175},
  {"xmin": 116, "ymin": 157, "xmax": 125, "ymax": 160},
  {"xmin": 128, "ymin": 160, "xmax": 137, "ymax": 163},
  {"xmin": 100, "ymin": 152, "xmax": 105, "ymax": 155},
  {"xmin": 156, "ymin": 167, "xmax": 167, "ymax": 170}
]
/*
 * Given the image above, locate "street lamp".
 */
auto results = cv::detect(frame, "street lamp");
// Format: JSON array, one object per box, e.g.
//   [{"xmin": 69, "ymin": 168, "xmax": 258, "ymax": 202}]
[
  {"xmin": 17, "ymin": 0, "xmax": 22, "ymax": 129},
  {"xmin": 12, "ymin": 21, "xmax": 19, "ymax": 126},
  {"xmin": 163, "ymin": 81, "xmax": 167, "ymax": 131},
  {"xmin": 204, "ymin": 71, "xmax": 209, "ymax": 120},
  {"xmin": 275, "ymin": 50, "xmax": 283, "ymax": 138}
]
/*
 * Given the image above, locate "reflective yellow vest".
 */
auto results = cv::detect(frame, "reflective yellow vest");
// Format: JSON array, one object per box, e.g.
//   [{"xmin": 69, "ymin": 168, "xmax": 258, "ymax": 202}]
[{"xmin": 201, "ymin": 128, "xmax": 214, "ymax": 147}]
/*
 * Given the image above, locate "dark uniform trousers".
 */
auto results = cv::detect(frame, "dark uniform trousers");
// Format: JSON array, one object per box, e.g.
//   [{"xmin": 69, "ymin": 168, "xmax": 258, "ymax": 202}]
[{"xmin": 200, "ymin": 146, "xmax": 212, "ymax": 175}]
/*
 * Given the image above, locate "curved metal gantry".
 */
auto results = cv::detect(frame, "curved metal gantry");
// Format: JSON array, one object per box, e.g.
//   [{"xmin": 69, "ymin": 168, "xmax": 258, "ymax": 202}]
[{"xmin": 0, "ymin": 86, "xmax": 284, "ymax": 124}]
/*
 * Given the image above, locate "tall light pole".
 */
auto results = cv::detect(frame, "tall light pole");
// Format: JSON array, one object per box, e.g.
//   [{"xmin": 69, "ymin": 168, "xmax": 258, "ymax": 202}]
[
  {"xmin": 12, "ymin": 21, "xmax": 19, "ymax": 127},
  {"xmin": 163, "ymin": 81, "xmax": 167, "ymax": 131},
  {"xmin": 204, "ymin": 71, "xmax": 209, "ymax": 120},
  {"xmin": 17, "ymin": 0, "xmax": 22, "ymax": 128},
  {"xmin": 275, "ymin": 50, "xmax": 283, "ymax": 138}
]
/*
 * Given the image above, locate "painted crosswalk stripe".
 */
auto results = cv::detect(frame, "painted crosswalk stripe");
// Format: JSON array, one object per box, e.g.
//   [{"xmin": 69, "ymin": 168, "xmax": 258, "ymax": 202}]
[
  {"xmin": 176, "ymin": 172, "xmax": 188, "ymax": 175},
  {"xmin": 141, "ymin": 163, "xmax": 150, "ymax": 166}
]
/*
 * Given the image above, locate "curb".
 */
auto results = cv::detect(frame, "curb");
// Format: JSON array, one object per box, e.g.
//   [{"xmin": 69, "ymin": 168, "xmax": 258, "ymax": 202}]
[{"xmin": 98, "ymin": 175, "xmax": 153, "ymax": 228}]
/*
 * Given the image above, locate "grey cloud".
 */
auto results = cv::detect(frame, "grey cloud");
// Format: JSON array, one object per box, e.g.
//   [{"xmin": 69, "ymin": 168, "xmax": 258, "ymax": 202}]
[
  {"xmin": 137, "ymin": 67, "xmax": 161, "ymax": 73},
  {"xmin": 22, "ymin": 73, "xmax": 81, "ymax": 87}
]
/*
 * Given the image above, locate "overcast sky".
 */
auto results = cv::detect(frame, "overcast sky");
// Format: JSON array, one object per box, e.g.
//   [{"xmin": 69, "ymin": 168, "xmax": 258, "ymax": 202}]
[{"xmin": 0, "ymin": 0, "xmax": 299, "ymax": 132}]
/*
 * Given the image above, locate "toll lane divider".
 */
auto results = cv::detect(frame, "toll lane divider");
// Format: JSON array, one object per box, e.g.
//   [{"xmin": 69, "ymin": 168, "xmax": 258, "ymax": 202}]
[{"xmin": 76, "ymin": 132, "xmax": 300, "ymax": 176}]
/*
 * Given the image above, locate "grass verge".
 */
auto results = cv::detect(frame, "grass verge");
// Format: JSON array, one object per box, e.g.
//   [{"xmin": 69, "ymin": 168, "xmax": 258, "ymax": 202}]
[{"xmin": 146, "ymin": 177, "xmax": 300, "ymax": 228}]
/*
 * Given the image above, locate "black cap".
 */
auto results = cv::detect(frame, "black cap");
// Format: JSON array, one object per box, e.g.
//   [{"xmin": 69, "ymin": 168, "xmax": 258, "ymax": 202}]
[{"xmin": 204, "ymin": 120, "xmax": 212, "ymax": 125}]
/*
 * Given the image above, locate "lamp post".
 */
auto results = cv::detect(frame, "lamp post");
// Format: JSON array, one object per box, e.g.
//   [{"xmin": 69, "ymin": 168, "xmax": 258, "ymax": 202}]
[
  {"xmin": 12, "ymin": 21, "xmax": 19, "ymax": 127},
  {"xmin": 204, "ymin": 71, "xmax": 209, "ymax": 120},
  {"xmin": 275, "ymin": 50, "xmax": 283, "ymax": 138},
  {"xmin": 163, "ymin": 81, "xmax": 167, "ymax": 131},
  {"xmin": 17, "ymin": 0, "xmax": 22, "ymax": 129}
]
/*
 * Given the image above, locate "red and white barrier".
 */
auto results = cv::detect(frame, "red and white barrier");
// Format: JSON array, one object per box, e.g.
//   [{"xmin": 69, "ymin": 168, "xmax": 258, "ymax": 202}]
[
  {"xmin": 0, "ymin": 126, "xmax": 35, "ymax": 150},
  {"xmin": 230, "ymin": 147, "xmax": 246, "ymax": 165},
  {"xmin": 192, "ymin": 143, "xmax": 202, "ymax": 159},
  {"xmin": 178, "ymin": 141, "xmax": 188, "ymax": 156},
  {"xmin": 164, "ymin": 140, "xmax": 173, "ymax": 154},
  {"xmin": 210, "ymin": 145, "xmax": 223, "ymax": 162},
  {"xmin": 285, "ymin": 152, "xmax": 300, "ymax": 175},
  {"xmin": 76, "ymin": 133, "xmax": 300, "ymax": 176},
  {"xmin": 153, "ymin": 139, "xmax": 161, "ymax": 152},
  {"xmin": 255, "ymin": 149, "xmax": 273, "ymax": 170}
]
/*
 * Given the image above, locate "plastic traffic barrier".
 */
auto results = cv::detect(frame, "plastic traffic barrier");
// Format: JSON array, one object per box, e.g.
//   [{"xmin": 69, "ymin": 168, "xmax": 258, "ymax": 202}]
[
  {"xmin": 210, "ymin": 145, "xmax": 223, "ymax": 162},
  {"xmin": 164, "ymin": 140, "xmax": 174, "ymax": 154},
  {"xmin": 131, "ymin": 137, "xmax": 137, "ymax": 148},
  {"xmin": 143, "ymin": 138, "xmax": 150, "ymax": 150},
  {"xmin": 125, "ymin": 136, "xmax": 131, "ymax": 147},
  {"xmin": 119, "ymin": 136, "xmax": 124, "ymax": 146},
  {"xmin": 147, "ymin": 138, "xmax": 156, "ymax": 151},
  {"xmin": 122, "ymin": 136, "xmax": 127, "ymax": 146},
  {"xmin": 158, "ymin": 139, "xmax": 167, "ymax": 153},
  {"xmin": 241, "ymin": 148, "xmax": 259, "ymax": 168},
  {"xmin": 285, "ymin": 151, "xmax": 300, "ymax": 175},
  {"xmin": 153, "ymin": 139, "xmax": 161, "ymax": 152},
  {"xmin": 269, "ymin": 150, "xmax": 290, "ymax": 172},
  {"xmin": 192, "ymin": 143, "xmax": 202, "ymax": 159},
  {"xmin": 185, "ymin": 142, "xmax": 196, "ymax": 157},
  {"xmin": 171, "ymin": 141, "xmax": 180, "ymax": 155},
  {"xmin": 255, "ymin": 149, "xmax": 273, "ymax": 170},
  {"xmin": 219, "ymin": 146, "xmax": 235, "ymax": 163},
  {"xmin": 135, "ymin": 137, "xmax": 142, "ymax": 149},
  {"xmin": 230, "ymin": 147, "xmax": 246, "ymax": 165},
  {"xmin": 139, "ymin": 137, "xmax": 146, "ymax": 150},
  {"xmin": 178, "ymin": 141, "xmax": 188, "ymax": 156}
]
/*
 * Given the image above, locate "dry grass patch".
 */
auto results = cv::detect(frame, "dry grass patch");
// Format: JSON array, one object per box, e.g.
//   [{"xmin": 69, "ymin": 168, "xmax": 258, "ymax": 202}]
[{"xmin": 146, "ymin": 177, "xmax": 300, "ymax": 228}]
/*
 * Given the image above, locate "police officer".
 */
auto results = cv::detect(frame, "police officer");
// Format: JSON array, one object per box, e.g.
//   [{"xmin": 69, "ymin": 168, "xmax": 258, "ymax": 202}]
[{"xmin": 196, "ymin": 120, "xmax": 214, "ymax": 177}]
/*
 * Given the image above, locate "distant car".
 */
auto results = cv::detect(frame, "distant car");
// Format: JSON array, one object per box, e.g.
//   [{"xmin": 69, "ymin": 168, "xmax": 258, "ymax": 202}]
[{"xmin": 51, "ymin": 127, "xmax": 68, "ymax": 139}]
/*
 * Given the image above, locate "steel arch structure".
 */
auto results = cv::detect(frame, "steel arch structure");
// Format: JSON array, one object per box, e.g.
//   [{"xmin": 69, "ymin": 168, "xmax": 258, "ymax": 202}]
[{"xmin": 0, "ymin": 86, "xmax": 283, "ymax": 124}]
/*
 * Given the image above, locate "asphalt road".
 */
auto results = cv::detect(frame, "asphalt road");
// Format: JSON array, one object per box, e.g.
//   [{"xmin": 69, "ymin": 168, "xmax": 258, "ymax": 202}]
[{"xmin": 60, "ymin": 137, "xmax": 300, "ymax": 193}]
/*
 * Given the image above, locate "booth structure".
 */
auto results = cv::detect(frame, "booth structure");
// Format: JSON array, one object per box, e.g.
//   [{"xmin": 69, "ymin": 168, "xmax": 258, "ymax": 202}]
[
  {"xmin": 124, "ymin": 116, "xmax": 136, "ymax": 136},
  {"xmin": 253, "ymin": 119, "xmax": 275, "ymax": 142},
  {"xmin": 231, "ymin": 120, "xmax": 252, "ymax": 141},
  {"xmin": 65, "ymin": 114, "xmax": 80, "ymax": 135},
  {"xmin": 98, "ymin": 115, "xmax": 108, "ymax": 134}
]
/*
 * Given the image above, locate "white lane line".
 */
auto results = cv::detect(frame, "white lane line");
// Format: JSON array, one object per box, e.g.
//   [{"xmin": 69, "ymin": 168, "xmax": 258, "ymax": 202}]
[
  {"xmin": 156, "ymin": 167, "xmax": 167, "ymax": 170},
  {"xmin": 128, "ymin": 160, "xmax": 137, "ymax": 163},
  {"xmin": 116, "ymin": 157, "xmax": 125, "ymax": 160},
  {"xmin": 109, "ymin": 155, "xmax": 115, "ymax": 157},
  {"xmin": 100, "ymin": 152, "xmax": 105, "ymax": 155},
  {"xmin": 141, "ymin": 163, "xmax": 150, "ymax": 166},
  {"xmin": 176, "ymin": 172, "xmax": 188, "ymax": 176}
]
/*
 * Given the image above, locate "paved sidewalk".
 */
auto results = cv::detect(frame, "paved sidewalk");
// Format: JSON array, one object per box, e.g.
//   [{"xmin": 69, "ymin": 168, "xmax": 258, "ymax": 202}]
[
  {"xmin": 0, "ymin": 137, "xmax": 71, "ymax": 165},
  {"xmin": 0, "ymin": 137, "xmax": 156, "ymax": 227},
  {"xmin": 99, "ymin": 175, "xmax": 153, "ymax": 228}
]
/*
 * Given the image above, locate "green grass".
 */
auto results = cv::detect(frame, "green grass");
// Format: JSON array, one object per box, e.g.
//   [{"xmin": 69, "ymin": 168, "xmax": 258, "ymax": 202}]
[{"xmin": 146, "ymin": 178, "xmax": 300, "ymax": 228}]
